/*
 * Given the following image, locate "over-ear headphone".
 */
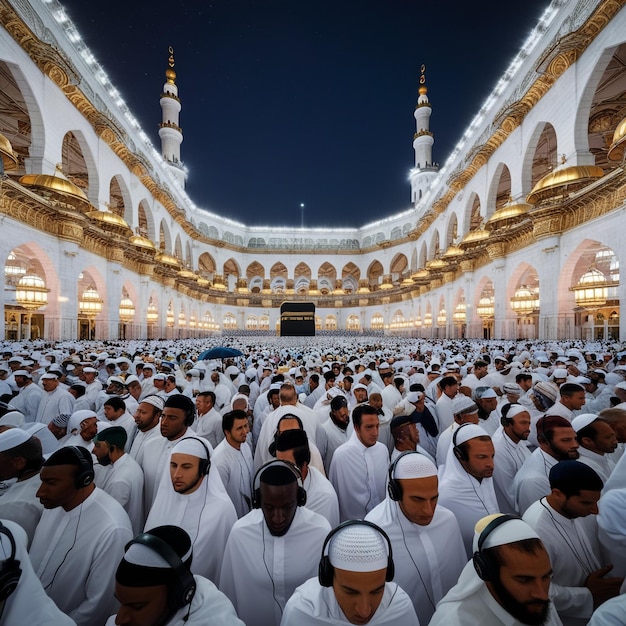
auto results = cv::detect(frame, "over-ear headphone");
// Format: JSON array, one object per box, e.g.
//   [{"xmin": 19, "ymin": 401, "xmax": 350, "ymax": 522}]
[
  {"xmin": 472, "ymin": 514, "xmax": 520, "ymax": 581},
  {"xmin": 452, "ymin": 422, "xmax": 473, "ymax": 462},
  {"xmin": 318, "ymin": 520, "xmax": 394, "ymax": 587},
  {"xmin": 0, "ymin": 522, "xmax": 22, "ymax": 602},
  {"xmin": 387, "ymin": 451, "xmax": 421, "ymax": 501},
  {"xmin": 67, "ymin": 446, "xmax": 95, "ymax": 489},
  {"xmin": 125, "ymin": 533, "xmax": 196, "ymax": 610},
  {"xmin": 500, "ymin": 403, "xmax": 517, "ymax": 427},
  {"xmin": 179, "ymin": 437, "xmax": 211, "ymax": 475},
  {"xmin": 251, "ymin": 459, "xmax": 307, "ymax": 509}
]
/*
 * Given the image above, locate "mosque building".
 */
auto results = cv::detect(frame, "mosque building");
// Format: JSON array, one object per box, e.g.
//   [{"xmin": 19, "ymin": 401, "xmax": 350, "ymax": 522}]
[{"xmin": 0, "ymin": 0, "xmax": 625, "ymax": 342}]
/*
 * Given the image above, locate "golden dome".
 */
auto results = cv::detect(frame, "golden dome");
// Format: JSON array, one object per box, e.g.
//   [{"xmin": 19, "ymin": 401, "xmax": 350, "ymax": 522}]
[
  {"xmin": 418, "ymin": 85, "xmax": 428, "ymax": 96},
  {"xmin": 129, "ymin": 234, "xmax": 156, "ymax": 250},
  {"xmin": 165, "ymin": 67, "xmax": 177, "ymax": 84},
  {"xmin": 197, "ymin": 277, "xmax": 210, "ymax": 288},
  {"xmin": 607, "ymin": 117, "xmax": 626, "ymax": 162},
  {"xmin": 156, "ymin": 252, "xmax": 181, "ymax": 268},
  {"xmin": 19, "ymin": 168, "xmax": 90, "ymax": 207},
  {"xmin": 0, "ymin": 132, "xmax": 18, "ymax": 170},
  {"xmin": 486, "ymin": 200, "xmax": 531, "ymax": 230},
  {"xmin": 177, "ymin": 268, "xmax": 196, "ymax": 280},
  {"xmin": 425, "ymin": 258, "xmax": 447, "ymax": 270},
  {"xmin": 411, "ymin": 268, "xmax": 429, "ymax": 280},
  {"xmin": 526, "ymin": 165, "xmax": 604, "ymax": 205},
  {"xmin": 460, "ymin": 228, "xmax": 490, "ymax": 246},
  {"xmin": 86, "ymin": 210, "xmax": 131, "ymax": 231},
  {"xmin": 442, "ymin": 244, "xmax": 464, "ymax": 258}
]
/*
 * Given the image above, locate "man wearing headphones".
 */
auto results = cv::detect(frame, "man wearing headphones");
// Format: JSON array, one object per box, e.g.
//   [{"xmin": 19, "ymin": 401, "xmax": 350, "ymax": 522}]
[
  {"xmin": 140, "ymin": 394, "xmax": 200, "ymax": 511},
  {"xmin": 107, "ymin": 525, "xmax": 244, "ymax": 626},
  {"xmin": 430, "ymin": 514, "xmax": 562, "ymax": 625},
  {"xmin": 30, "ymin": 446, "xmax": 133, "ymax": 625},
  {"xmin": 145, "ymin": 437, "xmax": 236, "ymax": 585},
  {"xmin": 281, "ymin": 520, "xmax": 418, "ymax": 625},
  {"xmin": 220, "ymin": 460, "xmax": 331, "ymax": 626},
  {"xmin": 492, "ymin": 403, "xmax": 532, "ymax": 514},
  {"xmin": 366, "ymin": 452, "xmax": 466, "ymax": 625}
]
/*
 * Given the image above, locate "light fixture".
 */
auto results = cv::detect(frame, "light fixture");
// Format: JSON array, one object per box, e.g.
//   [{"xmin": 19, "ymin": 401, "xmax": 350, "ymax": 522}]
[
  {"xmin": 437, "ymin": 308, "xmax": 447, "ymax": 326},
  {"xmin": 166, "ymin": 304, "xmax": 175, "ymax": 327},
  {"xmin": 511, "ymin": 285, "xmax": 540, "ymax": 316},
  {"xmin": 423, "ymin": 312, "xmax": 433, "ymax": 327},
  {"xmin": 146, "ymin": 298, "xmax": 159, "ymax": 324},
  {"xmin": 119, "ymin": 291, "xmax": 135, "ymax": 322},
  {"xmin": 15, "ymin": 273, "xmax": 49, "ymax": 309},
  {"xmin": 571, "ymin": 266, "xmax": 614, "ymax": 311},
  {"xmin": 79, "ymin": 286, "xmax": 103, "ymax": 317},
  {"xmin": 477, "ymin": 296, "xmax": 495, "ymax": 320},
  {"xmin": 453, "ymin": 300, "xmax": 466, "ymax": 324}
]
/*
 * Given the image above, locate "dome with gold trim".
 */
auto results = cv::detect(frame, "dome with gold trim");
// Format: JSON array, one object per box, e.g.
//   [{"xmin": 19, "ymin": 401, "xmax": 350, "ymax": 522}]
[
  {"xmin": 0, "ymin": 132, "xmax": 18, "ymax": 170},
  {"xmin": 460, "ymin": 226, "xmax": 490, "ymax": 246},
  {"xmin": 526, "ymin": 165, "xmax": 604, "ymax": 205},
  {"xmin": 19, "ymin": 165, "xmax": 90, "ymax": 209},
  {"xmin": 608, "ymin": 117, "xmax": 626, "ymax": 162},
  {"xmin": 129, "ymin": 233, "xmax": 156, "ymax": 250},
  {"xmin": 486, "ymin": 199, "xmax": 532, "ymax": 230},
  {"xmin": 86, "ymin": 210, "xmax": 132, "ymax": 234},
  {"xmin": 156, "ymin": 252, "xmax": 181, "ymax": 268}
]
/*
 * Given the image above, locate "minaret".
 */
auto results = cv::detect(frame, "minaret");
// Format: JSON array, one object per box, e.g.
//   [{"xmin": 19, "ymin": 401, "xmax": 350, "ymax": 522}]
[
  {"xmin": 410, "ymin": 65, "xmax": 438, "ymax": 206},
  {"xmin": 159, "ymin": 46, "xmax": 186, "ymax": 187}
]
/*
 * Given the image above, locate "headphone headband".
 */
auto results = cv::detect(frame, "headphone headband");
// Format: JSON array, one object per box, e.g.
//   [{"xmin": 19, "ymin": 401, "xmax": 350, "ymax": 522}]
[
  {"xmin": 0, "ymin": 521, "xmax": 22, "ymax": 601},
  {"xmin": 387, "ymin": 451, "xmax": 423, "ymax": 501},
  {"xmin": 251, "ymin": 459, "xmax": 306, "ymax": 508},
  {"xmin": 472, "ymin": 514, "xmax": 521, "ymax": 582},
  {"xmin": 174, "ymin": 437, "xmax": 211, "ymax": 475}
]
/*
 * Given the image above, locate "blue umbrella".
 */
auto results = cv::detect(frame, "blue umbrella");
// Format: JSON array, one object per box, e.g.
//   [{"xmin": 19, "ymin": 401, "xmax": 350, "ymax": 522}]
[{"xmin": 198, "ymin": 346, "xmax": 244, "ymax": 360}]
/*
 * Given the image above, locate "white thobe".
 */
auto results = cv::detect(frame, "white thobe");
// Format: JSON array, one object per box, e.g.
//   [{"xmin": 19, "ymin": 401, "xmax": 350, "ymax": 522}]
[
  {"xmin": 588, "ymin": 594, "xmax": 626, "ymax": 625},
  {"xmin": 381, "ymin": 384, "xmax": 402, "ymax": 412},
  {"xmin": 211, "ymin": 438, "xmax": 254, "ymax": 518},
  {"xmin": 577, "ymin": 446, "xmax": 613, "ymax": 484},
  {"xmin": 429, "ymin": 560, "xmax": 563, "ymax": 625},
  {"xmin": 219, "ymin": 507, "xmax": 330, "ymax": 626},
  {"xmin": 435, "ymin": 393, "xmax": 456, "ymax": 430},
  {"xmin": 280, "ymin": 577, "xmax": 419, "ymax": 625},
  {"xmin": 438, "ymin": 451, "xmax": 499, "ymax": 558},
  {"xmin": 30, "ymin": 487, "xmax": 133, "ymax": 626},
  {"xmin": 329, "ymin": 432, "xmax": 389, "ymax": 522},
  {"xmin": 145, "ymin": 461, "xmax": 236, "ymax": 584},
  {"xmin": 315, "ymin": 417, "xmax": 349, "ymax": 474},
  {"xmin": 194, "ymin": 407, "xmax": 225, "ymax": 448},
  {"xmin": 106, "ymin": 575, "xmax": 245, "ymax": 626},
  {"xmin": 523, "ymin": 497, "xmax": 599, "ymax": 625},
  {"xmin": 604, "ymin": 449, "xmax": 626, "ymax": 492},
  {"xmin": 96, "ymin": 453, "xmax": 145, "ymax": 534},
  {"xmin": 513, "ymin": 447, "xmax": 558, "ymax": 514},
  {"xmin": 492, "ymin": 427, "xmax": 532, "ymax": 514},
  {"xmin": 0, "ymin": 474, "xmax": 43, "ymax": 546},
  {"xmin": 0, "ymin": 520, "xmax": 76, "ymax": 626},
  {"xmin": 302, "ymin": 466, "xmax": 339, "ymax": 527},
  {"xmin": 35, "ymin": 387, "xmax": 74, "ymax": 425},
  {"xmin": 366, "ymin": 495, "xmax": 466, "ymax": 625},
  {"xmin": 597, "ymin": 488, "xmax": 626, "ymax": 577},
  {"xmin": 10, "ymin": 382, "xmax": 44, "ymax": 422}
]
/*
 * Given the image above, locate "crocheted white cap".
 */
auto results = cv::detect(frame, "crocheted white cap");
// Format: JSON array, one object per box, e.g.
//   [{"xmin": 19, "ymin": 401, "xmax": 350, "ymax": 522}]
[
  {"xmin": 328, "ymin": 524, "xmax": 388, "ymax": 573},
  {"xmin": 393, "ymin": 452, "xmax": 437, "ymax": 479}
]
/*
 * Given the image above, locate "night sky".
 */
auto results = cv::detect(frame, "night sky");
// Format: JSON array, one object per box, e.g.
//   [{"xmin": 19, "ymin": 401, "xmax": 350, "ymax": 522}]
[{"xmin": 59, "ymin": 0, "xmax": 550, "ymax": 227}]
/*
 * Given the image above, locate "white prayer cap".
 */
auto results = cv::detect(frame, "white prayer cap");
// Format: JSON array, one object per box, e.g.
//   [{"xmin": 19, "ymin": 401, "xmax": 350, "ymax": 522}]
[
  {"xmin": 553, "ymin": 368, "xmax": 568, "ymax": 378},
  {"xmin": 12, "ymin": 369, "xmax": 31, "ymax": 378},
  {"xmin": 142, "ymin": 363, "xmax": 156, "ymax": 372},
  {"xmin": 124, "ymin": 540, "xmax": 193, "ymax": 570},
  {"xmin": 472, "ymin": 514, "xmax": 540, "ymax": 553},
  {"xmin": 502, "ymin": 383, "xmax": 522, "ymax": 395},
  {"xmin": 393, "ymin": 452, "xmax": 437, "ymax": 479},
  {"xmin": 406, "ymin": 390, "xmax": 423, "ymax": 403},
  {"xmin": 0, "ymin": 427, "xmax": 30, "ymax": 452},
  {"xmin": 140, "ymin": 395, "xmax": 165, "ymax": 411},
  {"xmin": 454, "ymin": 423, "xmax": 489, "ymax": 446},
  {"xmin": 614, "ymin": 381, "xmax": 626, "ymax": 391},
  {"xmin": 504, "ymin": 404, "xmax": 529, "ymax": 420},
  {"xmin": 452, "ymin": 395, "xmax": 479, "ymax": 416},
  {"xmin": 71, "ymin": 409, "xmax": 97, "ymax": 424},
  {"xmin": 352, "ymin": 383, "xmax": 368, "ymax": 392},
  {"xmin": 0, "ymin": 410, "xmax": 25, "ymax": 427},
  {"xmin": 225, "ymin": 365, "xmax": 239, "ymax": 376},
  {"xmin": 186, "ymin": 369, "xmax": 200, "ymax": 378},
  {"xmin": 40, "ymin": 372, "xmax": 58, "ymax": 380},
  {"xmin": 473, "ymin": 387, "xmax": 497, "ymax": 399},
  {"xmin": 83, "ymin": 367, "xmax": 97, "ymax": 374},
  {"xmin": 572, "ymin": 413, "xmax": 599, "ymax": 433},
  {"xmin": 574, "ymin": 376, "xmax": 591, "ymax": 385},
  {"xmin": 328, "ymin": 523, "xmax": 389, "ymax": 573},
  {"xmin": 124, "ymin": 375, "xmax": 140, "ymax": 385},
  {"xmin": 172, "ymin": 437, "xmax": 208, "ymax": 459},
  {"xmin": 107, "ymin": 376, "xmax": 126, "ymax": 386}
]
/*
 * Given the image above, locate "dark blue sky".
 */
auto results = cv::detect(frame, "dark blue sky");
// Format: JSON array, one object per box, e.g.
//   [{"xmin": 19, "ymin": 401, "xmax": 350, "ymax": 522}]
[{"xmin": 60, "ymin": 0, "xmax": 549, "ymax": 227}]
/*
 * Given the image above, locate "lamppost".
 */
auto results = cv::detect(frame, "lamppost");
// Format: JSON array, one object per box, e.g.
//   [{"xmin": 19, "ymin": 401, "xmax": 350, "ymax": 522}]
[
  {"xmin": 15, "ymin": 273, "xmax": 49, "ymax": 340},
  {"xmin": 79, "ymin": 286, "xmax": 103, "ymax": 340}
]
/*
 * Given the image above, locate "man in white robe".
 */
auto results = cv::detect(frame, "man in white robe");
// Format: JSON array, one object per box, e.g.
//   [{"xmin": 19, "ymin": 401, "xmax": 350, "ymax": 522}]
[
  {"xmin": 145, "ymin": 436, "xmax": 236, "ymax": 585},
  {"xmin": 275, "ymin": 429, "xmax": 340, "ymax": 527},
  {"xmin": 513, "ymin": 415, "xmax": 580, "ymax": 514},
  {"xmin": 211, "ymin": 409, "xmax": 254, "ymax": 517},
  {"xmin": 30, "ymin": 446, "xmax": 133, "ymax": 625},
  {"xmin": 571, "ymin": 413, "xmax": 618, "ymax": 483},
  {"xmin": 10, "ymin": 369, "xmax": 43, "ymax": 422},
  {"xmin": 438, "ymin": 423, "xmax": 499, "ymax": 557},
  {"xmin": 598, "ymin": 487, "xmax": 626, "ymax": 578},
  {"xmin": 366, "ymin": 452, "xmax": 465, "ymax": 624},
  {"xmin": 219, "ymin": 460, "xmax": 331, "ymax": 626},
  {"xmin": 330, "ymin": 404, "xmax": 389, "ymax": 521},
  {"xmin": 35, "ymin": 372, "xmax": 74, "ymax": 425},
  {"xmin": 102, "ymin": 396, "xmax": 137, "ymax": 451},
  {"xmin": 193, "ymin": 391, "xmax": 224, "ymax": 447},
  {"xmin": 128, "ymin": 394, "xmax": 164, "ymax": 465},
  {"xmin": 281, "ymin": 521, "xmax": 418, "ymax": 625},
  {"xmin": 492, "ymin": 403, "xmax": 532, "ymax": 514},
  {"xmin": 107, "ymin": 524, "xmax": 244, "ymax": 626},
  {"xmin": 429, "ymin": 514, "xmax": 563, "ymax": 625},
  {"xmin": 0, "ymin": 519, "xmax": 75, "ymax": 625},
  {"xmin": 315, "ymin": 395, "xmax": 350, "ymax": 474},
  {"xmin": 0, "ymin": 428, "xmax": 44, "ymax": 545},
  {"xmin": 92, "ymin": 426, "xmax": 145, "ymax": 535},
  {"xmin": 434, "ymin": 375, "xmax": 459, "ymax": 431},
  {"xmin": 523, "ymin": 460, "xmax": 623, "ymax": 626}
]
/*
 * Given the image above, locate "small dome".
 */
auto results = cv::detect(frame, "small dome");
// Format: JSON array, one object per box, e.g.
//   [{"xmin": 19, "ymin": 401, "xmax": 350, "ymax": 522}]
[
  {"xmin": 0, "ymin": 132, "xmax": 18, "ymax": 170},
  {"xmin": 526, "ymin": 165, "xmax": 603, "ymax": 205},
  {"xmin": 165, "ymin": 67, "xmax": 176, "ymax": 84},
  {"xmin": 19, "ymin": 168, "xmax": 90, "ymax": 208},
  {"xmin": 486, "ymin": 200, "xmax": 531, "ymax": 229},
  {"xmin": 460, "ymin": 228, "xmax": 490, "ymax": 246},
  {"xmin": 86, "ymin": 210, "xmax": 131, "ymax": 233},
  {"xmin": 607, "ymin": 117, "xmax": 626, "ymax": 162},
  {"xmin": 130, "ymin": 234, "xmax": 156, "ymax": 250}
]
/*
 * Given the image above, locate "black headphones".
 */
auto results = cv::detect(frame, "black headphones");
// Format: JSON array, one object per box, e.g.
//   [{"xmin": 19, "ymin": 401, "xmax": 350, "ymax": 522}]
[
  {"xmin": 500, "ymin": 402, "xmax": 518, "ymax": 427},
  {"xmin": 251, "ymin": 460, "xmax": 307, "ymax": 509},
  {"xmin": 125, "ymin": 533, "xmax": 196, "ymax": 611},
  {"xmin": 0, "ymin": 523, "xmax": 22, "ymax": 602},
  {"xmin": 67, "ymin": 446, "xmax": 95, "ymax": 489},
  {"xmin": 179, "ymin": 437, "xmax": 211, "ymax": 475},
  {"xmin": 387, "ymin": 450, "xmax": 423, "ymax": 501},
  {"xmin": 472, "ymin": 514, "xmax": 521, "ymax": 581},
  {"xmin": 452, "ymin": 422, "xmax": 473, "ymax": 462},
  {"xmin": 164, "ymin": 396, "xmax": 196, "ymax": 427},
  {"xmin": 318, "ymin": 520, "xmax": 394, "ymax": 587}
]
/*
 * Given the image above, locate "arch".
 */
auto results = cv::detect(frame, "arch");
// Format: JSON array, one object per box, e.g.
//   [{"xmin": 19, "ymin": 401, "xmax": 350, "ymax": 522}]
[
  {"xmin": 61, "ymin": 130, "xmax": 98, "ymax": 207},
  {"xmin": 198, "ymin": 252, "xmax": 216, "ymax": 279},
  {"xmin": 138, "ymin": 200, "xmax": 156, "ymax": 241},
  {"xmin": 485, "ymin": 163, "xmax": 511, "ymax": 219},
  {"xmin": 521, "ymin": 122, "xmax": 558, "ymax": 194},
  {"xmin": 462, "ymin": 192, "xmax": 482, "ymax": 234},
  {"xmin": 294, "ymin": 262, "xmax": 312, "ymax": 281},
  {"xmin": 429, "ymin": 230, "xmax": 440, "ymax": 260},
  {"xmin": 418, "ymin": 242, "xmax": 428, "ymax": 268},
  {"xmin": 445, "ymin": 212, "xmax": 459, "ymax": 247},
  {"xmin": 108, "ymin": 175, "xmax": 132, "ymax": 224},
  {"xmin": 389, "ymin": 253, "xmax": 408, "ymax": 279},
  {"xmin": 370, "ymin": 312, "xmax": 384, "ymax": 330},
  {"xmin": 223, "ymin": 257, "xmax": 240, "ymax": 280},
  {"xmin": 317, "ymin": 262, "xmax": 337, "ymax": 285},
  {"xmin": 346, "ymin": 314, "xmax": 360, "ymax": 331},
  {"xmin": 367, "ymin": 260, "xmax": 384, "ymax": 286},
  {"xmin": 324, "ymin": 314, "xmax": 337, "ymax": 330},
  {"xmin": 223, "ymin": 312, "xmax": 238, "ymax": 330},
  {"xmin": 174, "ymin": 234, "xmax": 183, "ymax": 261},
  {"xmin": 246, "ymin": 315, "xmax": 259, "ymax": 331},
  {"xmin": 270, "ymin": 262, "xmax": 288, "ymax": 279},
  {"xmin": 246, "ymin": 261, "xmax": 265, "ymax": 281},
  {"xmin": 159, "ymin": 220, "xmax": 172, "ymax": 253}
]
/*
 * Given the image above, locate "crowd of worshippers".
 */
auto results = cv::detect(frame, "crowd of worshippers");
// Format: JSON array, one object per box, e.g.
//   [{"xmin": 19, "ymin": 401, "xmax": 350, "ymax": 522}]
[{"xmin": 0, "ymin": 337, "xmax": 625, "ymax": 624}]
